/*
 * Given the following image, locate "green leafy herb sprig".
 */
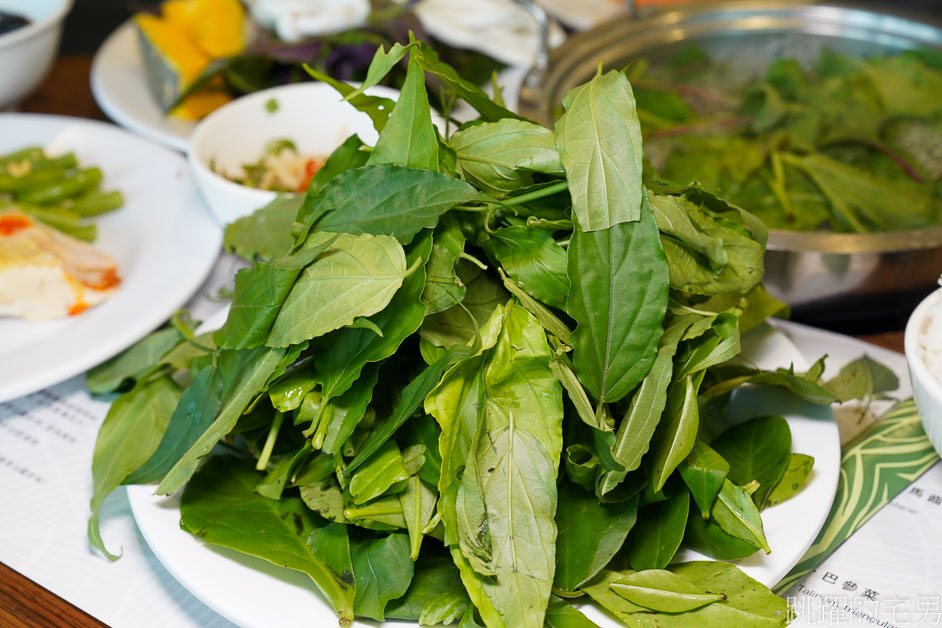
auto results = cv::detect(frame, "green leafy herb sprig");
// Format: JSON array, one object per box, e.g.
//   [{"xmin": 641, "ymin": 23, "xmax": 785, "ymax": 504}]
[
  {"xmin": 86, "ymin": 40, "xmax": 880, "ymax": 627},
  {"xmin": 636, "ymin": 47, "xmax": 942, "ymax": 233}
]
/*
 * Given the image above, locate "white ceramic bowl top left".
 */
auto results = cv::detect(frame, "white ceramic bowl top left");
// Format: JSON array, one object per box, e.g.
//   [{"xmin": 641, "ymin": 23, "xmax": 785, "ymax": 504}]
[
  {"xmin": 904, "ymin": 286, "xmax": 942, "ymax": 457},
  {"xmin": 188, "ymin": 82, "xmax": 400, "ymax": 226},
  {"xmin": 0, "ymin": 0, "xmax": 73, "ymax": 109}
]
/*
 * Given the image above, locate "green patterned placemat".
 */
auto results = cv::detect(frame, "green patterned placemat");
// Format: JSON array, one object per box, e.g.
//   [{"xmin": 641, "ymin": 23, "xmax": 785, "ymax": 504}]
[{"xmin": 775, "ymin": 399, "xmax": 939, "ymax": 594}]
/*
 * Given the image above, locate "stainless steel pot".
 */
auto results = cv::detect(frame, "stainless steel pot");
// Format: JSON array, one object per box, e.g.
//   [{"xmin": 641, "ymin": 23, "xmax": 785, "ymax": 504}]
[{"xmin": 518, "ymin": 1, "xmax": 942, "ymax": 326}]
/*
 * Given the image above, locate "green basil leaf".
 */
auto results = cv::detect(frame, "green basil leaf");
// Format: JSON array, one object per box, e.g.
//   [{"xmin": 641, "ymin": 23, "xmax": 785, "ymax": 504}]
[
  {"xmin": 224, "ymin": 194, "xmax": 304, "ymax": 261},
  {"xmin": 556, "ymin": 70, "xmax": 645, "ymax": 232},
  {"xmin": 157, "ymin": 346, "xmax": 287, "ymax": 495},
  {"xmin": 489, "ymin": 226, "xmax": 569, "ymax": 310},
  {"xmin": 422, "ymin": 214, "xmax": 467, "ymax": 314},
  {"xmin": 624, "ymin": 487, "xmax": 689, "ymax": 571},
  {"xmin": 610, "ymin": 569, "xmax": 725, "ymax": 613},
  {"xmin": 180, "ymin": 457, "xmax": 356, "ymax": 624},
  {"xmin": 267, "ymin": 232, "xmax": 409, "ymax": 348},
  {"xmin": 678, "ymin": 441, "xmax": 729, "ymax": 518},
  {"xmin": 567, "ymin": 192, "xmax": 669, "ymax": 404},
  {"xmin": 349, "ymin": 440, "xmax": 410, "ymax": 504},
  {"xmin": 368, "ymin": 54, "xmax": 439, "ymax": 171},
  {"xmin": 296, "ymin": 164, "xmax": 482, "ymax": 245},
  {"xmin": 86, "ymin": 328, "xmax": 182, "ymax": 394},
  {"xmin": 650, "ymin": 371, "xmax": 704, "ymax": 493},
  {"xmin": 711, "ymin": 415, "xmax": 791, "ymax": 508},
  {"xmin": 765, "ymin": 453, "xmax": 815, "ymax": 508},
  {"xmin": 352, "ymin": 532, "xmax": 414, "ymax": 620},
  {"xmin": 88, "ymin": 376, "xmax": 181, "ymax": 559},
  {"xmin": 554, "ymin": 482, "xmax": 638, "ymax": 592}
]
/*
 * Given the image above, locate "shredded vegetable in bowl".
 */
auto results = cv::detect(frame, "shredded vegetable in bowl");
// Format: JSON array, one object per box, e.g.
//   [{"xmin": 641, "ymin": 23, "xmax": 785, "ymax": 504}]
[{"xmin": 214, "ymin": 138, "xmax": 325, "ymax": 193}]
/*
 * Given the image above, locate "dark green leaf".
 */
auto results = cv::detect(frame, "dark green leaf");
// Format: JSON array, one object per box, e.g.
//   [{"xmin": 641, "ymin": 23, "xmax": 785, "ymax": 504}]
[
  {"xmin": 86, "ymin": 328, "xmax": 182, "ymax": 394},
  {"xmin": 677, "ymin": 441, "xmax": 729, "ymax": 518},
  {"xmin": 710, "ymin": 415, "xmax": 791, "ymax": 508},
  {"xmin": 567, "ymin": 192, "xmax": 669, "ymax": 404},
  {"xmin": 180, "ymin": 457, "xmax": 356, "ymax": 623},
  {"xmin": 610, "ymin": 569, "xmax": 725, "ymax": 613},
  {"xmin": 295, "ymin": 164, "xmax": 482, "ymax": 246},
  {"xmin": 624, "ymin": 487, "xmax": 689, "ymax": 571},
  {"xmin": 224, "ymin": 194, "xmax": 304, "ymax": 261},
  {"xmin": 554, "ymin": 482, "xmax": 638, "ymax": 591},
  {"xmin": 88, "ymin": 376, "xmax": 181, "ymax": 559},
  {"xmin": 489, "ymin": 226, "xmax": 569, "ymax": 310},
  {"xmin": 352, "ymin": 533, "xmax": 414, "ymax": 620},
  {"xmin": 368, "ymin": 54, "xmax": 439, "ymax": 171}
]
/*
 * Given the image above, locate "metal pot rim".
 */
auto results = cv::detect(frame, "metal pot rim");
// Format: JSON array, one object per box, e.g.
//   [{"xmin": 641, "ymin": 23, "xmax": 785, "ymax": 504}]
[{"xmin": 767, "ymin": 225, "xmax": 942, "ymax": 253}]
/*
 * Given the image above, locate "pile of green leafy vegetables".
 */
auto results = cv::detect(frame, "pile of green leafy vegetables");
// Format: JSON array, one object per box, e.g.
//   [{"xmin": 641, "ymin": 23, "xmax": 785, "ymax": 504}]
[
  {"xmin": 86, "ymin": 40, "xmax": 892, "ymax": 627},
  {"xmin": 634, "ymin": 46, "xmax": 942, "ymax": 233}
]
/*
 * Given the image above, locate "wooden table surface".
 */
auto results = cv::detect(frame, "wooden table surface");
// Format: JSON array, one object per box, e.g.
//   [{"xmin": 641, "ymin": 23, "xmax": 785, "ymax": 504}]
[{"xmin": 0, "ymin": 53, "xmax": 908, "ymax": 628}]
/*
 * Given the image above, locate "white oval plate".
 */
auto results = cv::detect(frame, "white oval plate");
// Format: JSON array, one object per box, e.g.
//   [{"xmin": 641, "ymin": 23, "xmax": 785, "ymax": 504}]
[
  {"xmin": 0, "ymin": 114, "xmax": 221, "ymax": 403},
  {"xmin": 90, "ymin": 21, "xmax": 194, "ymax": 153},
  {"xmin": 128, "ymin": 323, "xmax": 839, "ymax": 628}
]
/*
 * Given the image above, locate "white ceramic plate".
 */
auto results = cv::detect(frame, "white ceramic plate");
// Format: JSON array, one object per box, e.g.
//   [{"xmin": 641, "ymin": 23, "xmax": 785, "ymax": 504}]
[
  {"xmin": 128, "ymin": 323, "xmax": 840, "ymax": 628},
  {"xmin": 0, "ymin": 114, "xmax": 221, "ymax": 403},
  {"xmin": 90, "ymin": 21, "xmax": 193, "ymax": 152}
]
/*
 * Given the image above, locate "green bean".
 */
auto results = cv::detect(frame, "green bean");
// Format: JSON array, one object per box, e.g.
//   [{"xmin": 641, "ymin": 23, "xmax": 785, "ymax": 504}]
[
  {"xmin": 67, "ymin": 189, "xmax": 124, "ymax": 217},
  {"xmin": 16, "ymin": 167, "xmax": 103, "ymax": 204},
  {"xmin": 0, "ymin": 168, "xmax": 67, "ymax": 193},
  {"xmin": 18, "ymin": 204, "xmax": 96, "ymax": 242},
  {"xmin": 0, "ymin": 146, "xmax": 43, "ymax": 167}
]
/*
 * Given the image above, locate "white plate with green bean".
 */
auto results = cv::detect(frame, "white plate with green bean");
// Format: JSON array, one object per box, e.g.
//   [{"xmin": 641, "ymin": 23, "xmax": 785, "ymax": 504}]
[{"xmin": 0, "ymin": 114, "xmax": 221, "ymax": 403}]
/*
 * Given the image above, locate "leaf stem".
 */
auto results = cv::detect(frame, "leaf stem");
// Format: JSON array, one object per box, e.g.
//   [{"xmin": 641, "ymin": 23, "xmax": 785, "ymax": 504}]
[
  {"xmin": 502, "ymin": 180, "xmax": 570, "ymax": 206},
  {"xmin": 256, "ymin": 411, "xmax": 285, "ymax": 471}
]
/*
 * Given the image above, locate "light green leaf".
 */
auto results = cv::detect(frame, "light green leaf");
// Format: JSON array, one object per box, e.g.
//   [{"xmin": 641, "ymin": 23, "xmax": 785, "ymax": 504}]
[
  {"xmin": 610, "ymin": 569, "xmax": 725, "ymax": 613},
  {"xmin": 556, "ymin": 70, "xmax": 644, "ymax": 232},
  {"xmin": 267, "ymin": 232, "xmax": 408, "ymax": 347}
]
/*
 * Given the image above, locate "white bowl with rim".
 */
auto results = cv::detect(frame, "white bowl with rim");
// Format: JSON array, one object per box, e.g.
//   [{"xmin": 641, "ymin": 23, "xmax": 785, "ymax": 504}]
[
  {"xmin": 904, "ymin": 285, "xmax": 942, "ymax": 456},
  {"xmin": 188, "ymin": 82, "xmax": 400, "ymax": 226},
  {"xmin": 0, "ymin": 0, "xmax": 73, "ymax": 109}
]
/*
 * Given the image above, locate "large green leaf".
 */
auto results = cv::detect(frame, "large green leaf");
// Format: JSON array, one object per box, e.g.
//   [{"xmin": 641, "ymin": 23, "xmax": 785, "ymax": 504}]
[
  {"xmin": 295, "ymin": 164, "xmax": 482, "ymax": 245},
  {"xmin": 488, "ymin": 226, "xmax": 569, "ymax": 310},
  {"xmin": 349, "ymin": 440, "xmax": 410, "ymax": 505},
  {"xmin": 649, "ymin": 372, "xmax": 704, "ymax": 492},
  {"xmin": 352, "ymin": 533, "xmax": 414, "ymax": 620},
  {"xmin": 624, "ymin": 488, "xmax": 689, "ymax": 571},
  {"xmin": 422, "ymin": 214, "xmax": 467, "ymax": 314},
  {"xmin": 88, "ymin": 376, "xmax": 181, "ymax": 559},
  {"xmin": 678, "ymin": 441, "xmax": 730, "ymax": 518},
  {"xmin": 224, "ymin": 194, "xmax": 304, "ymax": 261},
  {"xmin": 610, "ymin": 570, "xmax": 724, "ymax": 613},
  {"xmin": 386, "ymin": 552, "xmax": 466, "ymax": 621},
  {"xmin": 649, "ymin": 193, "xmax": 765, "ymax": 296},
  {"xmin": 556, "ymin": 70, "xmax": 644, "ymax": 232},
  {"xmin": 214, "ymin": 233, "xmax": 339, "ymax": 349},
  {"xmin": 582, "ymin": 564, "xmax": 790, "ymax": 627},
  {"xmin": 567, "ymin": 192, "xmax": 669, "ymax": 404},
  {"xmin": 157, "ymin": 345, "xmax": 287, "ymax": 495},
  {"xmin": 180, "ymin": 456, "xmax": 356, "ymax": 623},
  {"xmin": 267, "ymin": 232, "xmax": 409, "ymax": 347},
  {"xmin": 710, "ymin": 415, "xmax": 791, "ymax": 508},
  {"xmin": 450, "ymin": 118, "xmax": 563, "ymax": 195},
  {"xmin": 125, "ymin": 365, "xmax": 222, "ymax": 484},
  {"xmin": 554, "ymin": 482, "xmax": 638, "ymax": 592},
  {"xmin": 312, "ymin": 233, "xmax": 431, "ymax": 403},
  {"xmin": 596, "ymin": 315, "xmax": 694, "ymax": 495},
  {"xmin": 368, "ymin": 54, "xmax": 439, "ymax": 171},
  {"xmin": 85, "ymin": 328, "xmax": 182, "ymax": 394}
]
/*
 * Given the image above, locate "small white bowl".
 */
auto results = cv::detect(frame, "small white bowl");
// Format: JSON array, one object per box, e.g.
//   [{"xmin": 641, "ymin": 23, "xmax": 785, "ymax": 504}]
[
  {"xmin": 188, "ymin": 82, "xmax": 399, "ymax": 226},
  {"xmin": 0, "ymin": 0, "xmax": 73, "ymax": 109},
  {"xmin": 904, "ymin": 285, "xmax": 942, "ymax": 456}
]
